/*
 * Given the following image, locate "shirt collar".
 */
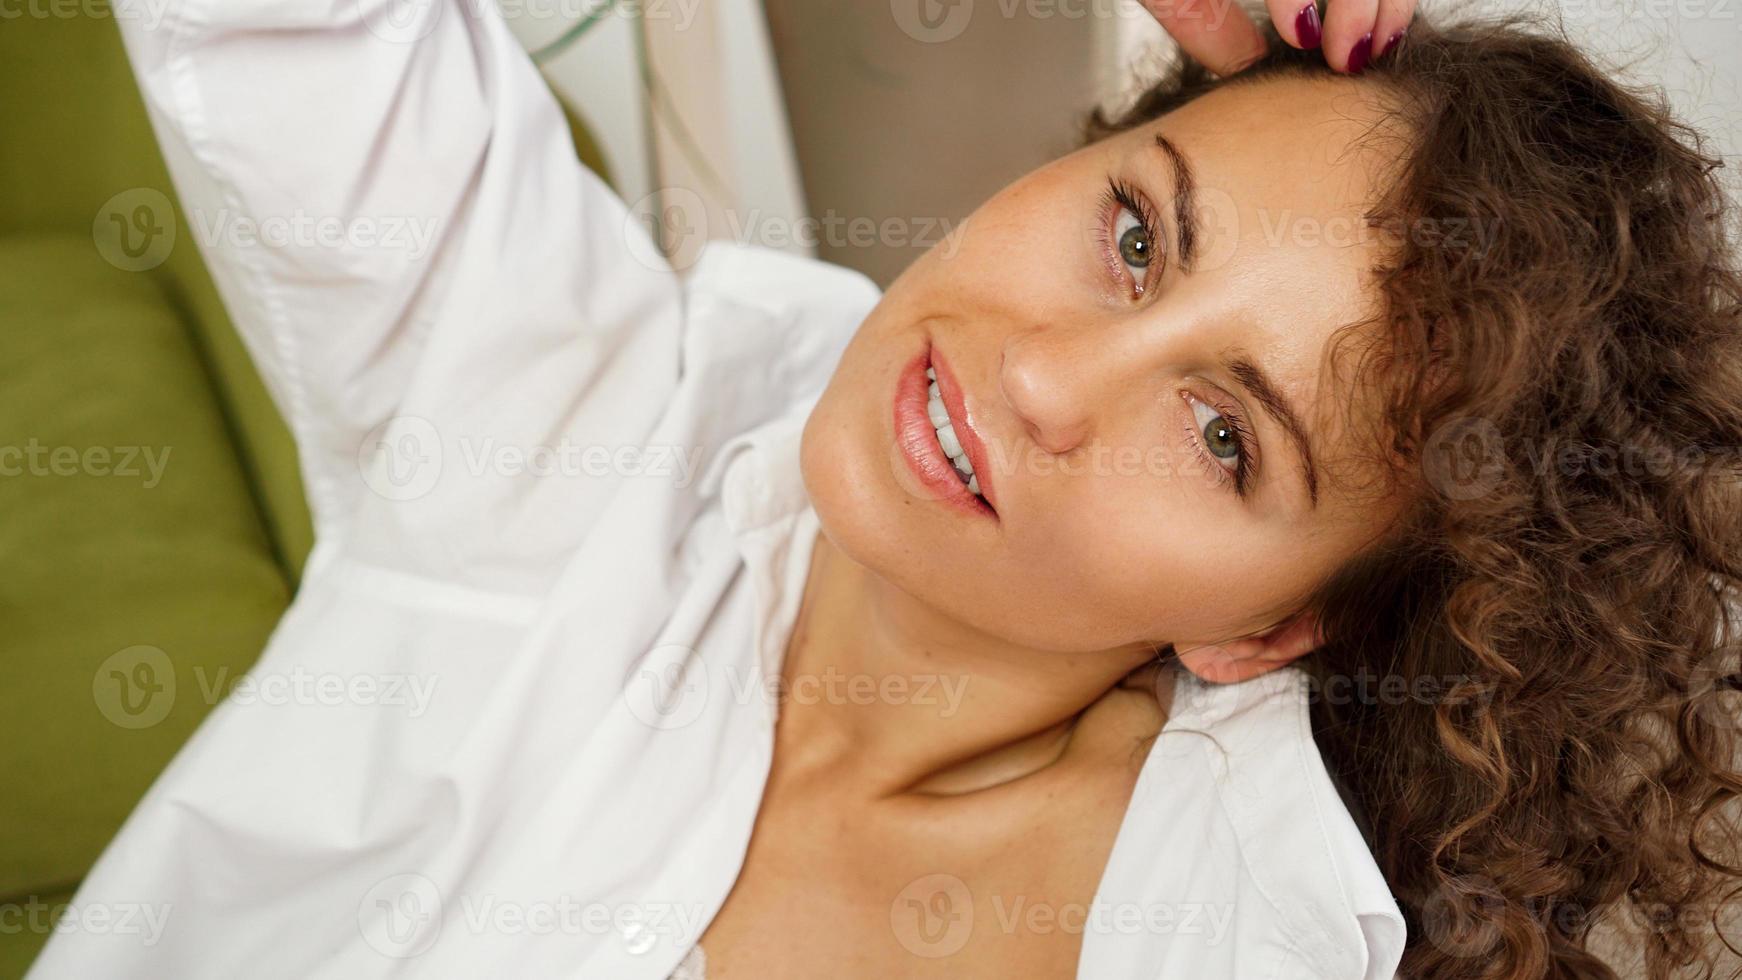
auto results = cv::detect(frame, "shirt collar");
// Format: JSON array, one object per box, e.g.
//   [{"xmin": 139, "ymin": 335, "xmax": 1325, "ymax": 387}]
[
  {"xmin": 1159, "ymin": 667, "xmax": 1407, "ymax": 975},
  {"xmin": 717, "ymin": 397, "xmax": 814, "ymax": 538}
]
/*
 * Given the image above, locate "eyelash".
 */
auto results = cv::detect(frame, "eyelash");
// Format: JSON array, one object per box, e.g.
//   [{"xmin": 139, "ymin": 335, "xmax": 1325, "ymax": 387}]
[
  {"xmin": 1181, "ymin": 390, "xmax": 1258, "ymax": 499},
  {"xmin": 1096, "ymin": 177, "xmax": 1163, "ymax": 297}
]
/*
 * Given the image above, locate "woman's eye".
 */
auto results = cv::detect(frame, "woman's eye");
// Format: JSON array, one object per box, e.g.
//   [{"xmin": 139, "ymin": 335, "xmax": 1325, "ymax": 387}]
[
  {"xmin": 1190, "ymin": 397, "xmax": 1241, "ymax": 468},
  {"xmin": 1115, "ymin": 206, "xmax": 1155, "ymax": 276}
]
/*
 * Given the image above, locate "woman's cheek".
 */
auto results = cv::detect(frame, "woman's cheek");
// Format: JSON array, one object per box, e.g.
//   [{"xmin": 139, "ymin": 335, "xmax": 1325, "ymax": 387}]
[{"xmin": 1016, "ymin": 482, "xmax": 1176, "ymax": 618}]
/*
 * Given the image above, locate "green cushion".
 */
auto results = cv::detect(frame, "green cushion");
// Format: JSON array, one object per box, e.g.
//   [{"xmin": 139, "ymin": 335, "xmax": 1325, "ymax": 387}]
[
  {"xmin": 0, "ymin": 886, "xmax": 74, "ymax": 979},
  {"xmin": 0, "ymin": 237, "xmax": 292, "ymax": 965},
  {"xmin": 0, "ymin": 2, "xmax": 316, "ymax": 586}
]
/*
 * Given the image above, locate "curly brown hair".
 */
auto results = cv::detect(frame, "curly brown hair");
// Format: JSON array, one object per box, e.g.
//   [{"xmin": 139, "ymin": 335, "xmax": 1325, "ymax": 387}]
[{"xmin": 1088, "ymin": 10, "xmax": 1742, "ymax": 979}]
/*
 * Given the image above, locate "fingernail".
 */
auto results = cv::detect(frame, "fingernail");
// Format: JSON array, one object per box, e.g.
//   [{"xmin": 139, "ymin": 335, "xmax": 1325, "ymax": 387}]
[
  {"xmin": 1294, "ymin": 2, "xmax": 1322, "ymax": 49},
  {"xmin": 1379, "ymin": 27, "xmax": 1406, "ymax": 58},
  {"xmin": 1346, "ymin": 31, "xmax": 1373, "ymax": 73}
]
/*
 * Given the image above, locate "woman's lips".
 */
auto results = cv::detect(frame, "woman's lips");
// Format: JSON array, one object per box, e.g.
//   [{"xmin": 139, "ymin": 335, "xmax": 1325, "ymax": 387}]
[
  {"xmin": 929, "ymin": 347, "xmax": 999, "ymax": 513},
  {"xmin": 893, "ymin": 345, "xmax": 998, "ymax": 519}
]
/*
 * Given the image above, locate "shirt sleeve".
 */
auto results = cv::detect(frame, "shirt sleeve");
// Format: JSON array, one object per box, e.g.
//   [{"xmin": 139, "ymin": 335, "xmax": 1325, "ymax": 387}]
[{"xmin": 116, "ymin": 0, "xmax": 686, "ymax": 590}]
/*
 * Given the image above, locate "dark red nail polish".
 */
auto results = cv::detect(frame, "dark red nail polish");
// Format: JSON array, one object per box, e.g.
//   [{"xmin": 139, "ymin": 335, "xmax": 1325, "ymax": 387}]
[
  {"xmin": 1295, "ymin": 2, "xmax": 1322, "ymax": 49},
  {"xmin": 1380, "ymin": 27, "xmax": 1405, "ymax": 58},
  {"xmin": 1346, "ymin": 31, "xmax": 1373, "ymax": 73}
]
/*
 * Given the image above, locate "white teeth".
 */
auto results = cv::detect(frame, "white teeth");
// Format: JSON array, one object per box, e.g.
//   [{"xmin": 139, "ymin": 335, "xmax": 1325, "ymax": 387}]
[
  {"xmin": 926, "ymin": 394, "xmax": 950, "ymax": 428},
  {"xmin": 936, "ymin": 422, "xmax": 963, "ymax": 458},
  {"xmin": 922, "ymin": 368, "xmax": 983, "ymax": 499}
]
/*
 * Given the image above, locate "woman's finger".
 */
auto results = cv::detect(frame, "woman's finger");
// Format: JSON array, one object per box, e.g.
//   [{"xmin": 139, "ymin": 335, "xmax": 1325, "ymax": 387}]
[
  {"xmin": 1140, "ymin": 0, "xmax": 1267, "ymax": 78},
  {"xmin": 1371, "ymin": 0, "xmax": 1416, "ymax": 60},
  {"xmin": 1320, "ymin": 0, "xmax": 1381, "ymax": 72},
  {"xmin": 1265, "ymin": 0, "xmax": 1323, "ymax": 50}
]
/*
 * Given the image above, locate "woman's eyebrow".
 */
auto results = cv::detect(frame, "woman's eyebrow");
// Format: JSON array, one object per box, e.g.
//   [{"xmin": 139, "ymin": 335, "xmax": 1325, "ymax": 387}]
[
  {"xmin": 1153, "ymin": 134, "xmax": 1319, "ymax": 506},
  {"xmin": 1227, "ymin": 353, "xmax": 1321, "ymax": 507},
  {"xmin": 1152, "ymin": 134, "xmax": 1201, "ymax": 274}
]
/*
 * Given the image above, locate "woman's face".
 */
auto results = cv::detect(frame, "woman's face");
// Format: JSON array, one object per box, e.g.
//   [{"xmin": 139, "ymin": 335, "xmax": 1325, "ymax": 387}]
[{"xmin": 802, "ymin": 74, "xmax": 1413, "ymax": 660}]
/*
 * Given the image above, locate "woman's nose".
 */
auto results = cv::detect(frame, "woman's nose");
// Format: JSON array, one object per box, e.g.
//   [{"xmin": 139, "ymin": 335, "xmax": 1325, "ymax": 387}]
[{"xmin": 997, "ymin": 326, "xmax": 1108, "ymax": 456}]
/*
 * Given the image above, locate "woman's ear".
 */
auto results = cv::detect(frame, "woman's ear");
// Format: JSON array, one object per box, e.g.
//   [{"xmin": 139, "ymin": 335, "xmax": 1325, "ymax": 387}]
[{"xmin": 1175, "ymin": 610, "xmax": 1324, "ymax": 683}]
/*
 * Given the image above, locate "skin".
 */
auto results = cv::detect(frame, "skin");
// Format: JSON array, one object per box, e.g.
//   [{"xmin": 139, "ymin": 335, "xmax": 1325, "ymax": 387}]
[{"xmin": 697, "ymin": 74, "xmax": 1417, "ymax": 978}]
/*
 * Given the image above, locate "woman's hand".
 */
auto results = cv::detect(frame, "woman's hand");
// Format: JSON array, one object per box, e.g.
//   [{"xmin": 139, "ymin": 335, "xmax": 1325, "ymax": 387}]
[{"xmin": 1139, "ymin": 0, "xmax": 1412, "ymax": 77}]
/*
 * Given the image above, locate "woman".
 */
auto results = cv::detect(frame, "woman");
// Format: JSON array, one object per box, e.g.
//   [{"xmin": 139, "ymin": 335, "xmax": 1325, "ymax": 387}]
[{"xmin": 32, "ymin": 1, "xmax": 1739, "ymax": 978}]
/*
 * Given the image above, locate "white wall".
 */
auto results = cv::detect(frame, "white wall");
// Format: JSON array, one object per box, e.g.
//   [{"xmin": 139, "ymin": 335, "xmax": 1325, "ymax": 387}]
[
  {"xmin": 1541, "ymin": 0, "xmax": 1742, "ymax": 195},
  {"xmin": 501, "ymin": 5, "xmax": 655, "ymax": 206},
  {"xmin": 502, "ymin": 0, "xmax": 814, "ymax": 266},
  {"xmin": 763, "ymin": 0, "xmax": 1105, "ymax": 286}
]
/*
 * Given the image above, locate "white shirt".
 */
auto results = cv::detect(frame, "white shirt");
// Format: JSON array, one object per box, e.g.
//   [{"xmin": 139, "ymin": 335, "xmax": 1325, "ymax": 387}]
[{"xmin": 31, "ymin": 1, "xmax": 1406, "ymax": 976}]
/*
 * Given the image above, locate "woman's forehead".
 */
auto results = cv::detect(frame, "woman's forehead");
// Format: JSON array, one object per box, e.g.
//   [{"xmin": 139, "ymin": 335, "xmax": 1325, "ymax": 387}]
[{"xmin": 1139, "ymin": 75, "xmax": 1406, "ymax": 216}]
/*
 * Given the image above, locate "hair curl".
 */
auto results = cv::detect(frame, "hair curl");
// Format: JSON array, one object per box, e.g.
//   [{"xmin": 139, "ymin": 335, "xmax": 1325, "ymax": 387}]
[{"xmin": 1088, "ymin": 11, "xmax": 1742, "ymax": 978}]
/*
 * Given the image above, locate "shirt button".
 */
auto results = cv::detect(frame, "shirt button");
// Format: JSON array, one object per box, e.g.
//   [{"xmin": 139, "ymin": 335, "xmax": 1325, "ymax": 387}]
[{"xmin": 620, "ymin": 919, "xmax": 656, "ymax": 955}]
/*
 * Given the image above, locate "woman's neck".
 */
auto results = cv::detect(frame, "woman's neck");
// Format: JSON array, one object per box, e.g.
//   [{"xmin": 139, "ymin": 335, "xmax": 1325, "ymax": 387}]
[{"xmin": 771, "ymin": 530, "xmax": 1164, "ymax": 798}]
